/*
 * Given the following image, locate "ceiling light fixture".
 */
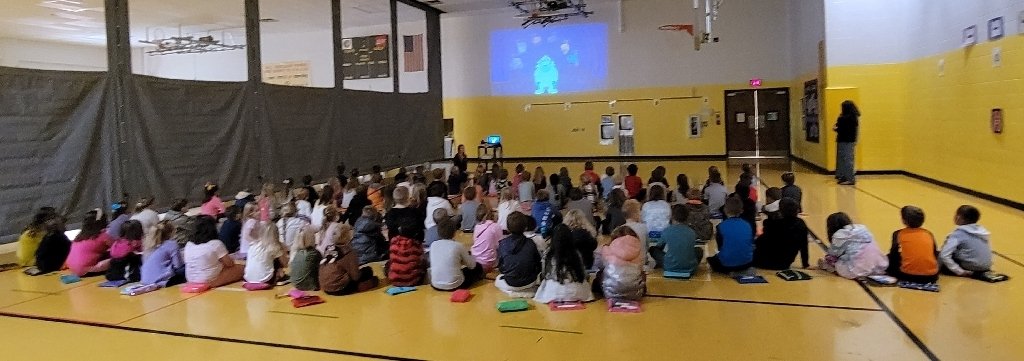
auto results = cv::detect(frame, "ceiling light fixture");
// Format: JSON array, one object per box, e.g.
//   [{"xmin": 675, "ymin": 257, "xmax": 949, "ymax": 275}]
[{"xmin": 138, "ymin": 35, "xmax": 245, "ymax": 56}]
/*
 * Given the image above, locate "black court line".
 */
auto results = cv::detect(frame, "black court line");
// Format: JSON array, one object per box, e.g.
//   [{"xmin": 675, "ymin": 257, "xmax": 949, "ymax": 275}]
[
  {"xmin": 499, "ymin": 325, "xmax": 582, "ymax": 335},
  {"xmin": 852, "ymin": 185, "xmax": 902, "ymax": 208},
  {"xmin": 993, "ymin": 251, "xmax": 1024, "ymax": 269},
  {"xmin": 117, "ymin": 294, "xmax": 202, "ymax": 325},
  {"xmin": 855, "ymin": 282, "xmax": 940, "ymax": 361},
  {"xmin": 9, "ymin": 289, "xmax": 59, "ymax": 295},
  {"xmin": 645, "ymin": 294, "xmax": 882, "ymax": 312},
  {"xmin": 267, "ymin": 310, "xmax": 340, "ymax": 319},
  {"xmin": 0, "ymin": 312, "xmax": 424, "ymax": 361},
  {"xmin": 855, "ymin": 186, "xmax": 1024, "ymax": 271},
  {"xmin": 807, "ymin": 230, "xmax": 940, "ymax": 361}
]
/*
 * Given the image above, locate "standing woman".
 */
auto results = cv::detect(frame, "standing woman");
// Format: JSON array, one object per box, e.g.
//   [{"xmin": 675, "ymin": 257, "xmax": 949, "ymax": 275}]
[
  {"xmin": 453, "ymin": 144, "xmax": 469, "ymax": 175},
  {"xmin": 834, "ymin": 100, "xmax": 859, "ymax": 185}
]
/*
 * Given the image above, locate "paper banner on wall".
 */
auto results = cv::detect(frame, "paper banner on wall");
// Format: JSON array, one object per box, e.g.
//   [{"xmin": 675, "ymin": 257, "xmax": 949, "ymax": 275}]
[
  {"xmin": 688, "ymin": 114, "xmax": 702, "ymax": 138},
  {"xmin": 262, "ymin": 61, "xmax": 311, "ymax": 86}
]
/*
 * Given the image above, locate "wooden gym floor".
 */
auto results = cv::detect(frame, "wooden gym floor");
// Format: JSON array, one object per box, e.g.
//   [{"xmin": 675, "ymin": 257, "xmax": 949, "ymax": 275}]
[{"xmin": 0, "ymin": 161, "xmax": 1020, "ymax": 361}]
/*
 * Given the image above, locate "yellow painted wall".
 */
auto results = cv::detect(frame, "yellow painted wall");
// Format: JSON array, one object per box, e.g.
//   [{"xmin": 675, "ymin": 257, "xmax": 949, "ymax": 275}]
[
  {"xmin": 820, "ymin": 36, "xmax": 1023, "ymax": 203},
  {"xmin": 902, "ymin": 37, "xmax": 1024, "ymax": 204},
  {"xmin": 444, "ymin": 81, "xmax": 793, "ymax": 158}
]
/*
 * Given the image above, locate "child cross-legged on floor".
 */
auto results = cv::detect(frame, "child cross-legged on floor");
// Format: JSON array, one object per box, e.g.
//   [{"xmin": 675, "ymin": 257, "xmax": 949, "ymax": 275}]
[
  {"xmin": 494, "ymin": 213, "xmax": 543, "ymax": 297},
  {"xmin": 319, "ymin": 224, "xmax": 380, "ymax": 296},
  {"xmin": 939, "ymin": 205, "xmax": 993, "ymax": 278},
  {"xmin": 430, "ymin": 217, "xmax": 484, "ymax": 291},
  {"xmin": 887, "ymin": 206, "xmax": 940, "ymax": 283}
]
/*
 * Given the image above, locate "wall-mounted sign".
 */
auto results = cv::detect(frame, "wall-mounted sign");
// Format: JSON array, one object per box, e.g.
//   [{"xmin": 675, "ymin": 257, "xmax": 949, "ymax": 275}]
[
  {"xmin": 963, "ymin": 25, "xmax": 978, "ymax": 47},
  {"xmin": 688, "ymin": 114, "xmax": 702, "ymax": 138},
  {"xmin": 988, "ymin": 17, "xmax": 1005, "ymax": 40},
  {"xmin": 992, "ymin": 108, "xmax": 1003, "ymax": 134}
]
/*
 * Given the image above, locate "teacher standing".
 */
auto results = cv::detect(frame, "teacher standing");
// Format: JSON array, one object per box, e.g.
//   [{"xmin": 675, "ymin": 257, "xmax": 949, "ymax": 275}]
[
  {"xmin": 452, "ymin": 144, "xmax": 469, "ymax": 174},
  {"xmin": 834, "ymin": 100, "xmax": 859, "ymax": 185}
]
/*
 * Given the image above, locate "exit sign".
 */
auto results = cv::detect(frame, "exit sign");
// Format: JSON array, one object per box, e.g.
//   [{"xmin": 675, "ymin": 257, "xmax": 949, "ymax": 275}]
[{"xmin": 750, "ymin": 78, "xmax": 762, "ymax": 87}]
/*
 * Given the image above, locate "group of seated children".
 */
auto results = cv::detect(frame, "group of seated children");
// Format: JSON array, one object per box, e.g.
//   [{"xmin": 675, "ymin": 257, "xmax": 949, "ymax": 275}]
[
  {"xmin": 816, "ymin": 205, "xmax": 995, "ymax": 283},
  {"xmin": 14, "ymin": 161, "xmax": 1000, "ymax": 303}
]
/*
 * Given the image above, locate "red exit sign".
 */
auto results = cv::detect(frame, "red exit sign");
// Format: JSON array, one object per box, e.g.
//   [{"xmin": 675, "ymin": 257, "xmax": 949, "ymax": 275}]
[{"xmin": 750, "ymin": 78, "xmax": 762, "ymax": 88}]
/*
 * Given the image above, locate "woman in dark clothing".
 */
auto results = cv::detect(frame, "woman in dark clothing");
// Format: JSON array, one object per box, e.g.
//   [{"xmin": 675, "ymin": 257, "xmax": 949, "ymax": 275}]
[
  {"xmin": 834, "ymin": 100, "xmax": 860, "ymax": 185},
  {"xmin": 453, "ymin": 144, "xmax": 469, "ymax": 174},
  {"xmin": 753, "ymin": 198, "xmax": 810, "ymax": 270}
]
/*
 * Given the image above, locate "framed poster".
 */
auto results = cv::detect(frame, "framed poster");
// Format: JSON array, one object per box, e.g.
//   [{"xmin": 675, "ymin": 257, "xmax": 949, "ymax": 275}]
[
  {"xmin": 802, "ymin": 79, "xmax": 820, "ymax": 143},
  {"xmin": 766, "ymin": 111, "xmax": 779, "ymax": 121},
  {"xmin": 688, "ymin": 115, "xmax": 702, "ymax": 138},
  {"xmin": 600, "ymin": 114, "xmax": 615, "ymax": 145},
  {"xmin": 736, "ymin": 112, "xmax": 746, "ymax": 123},
  {"xmin": 618, "ymin": 114, "xmax": 634, "ymax": 131},
  {"xmin": 341, "ymin": 35, "xmax": 391, "ymax": 80}
]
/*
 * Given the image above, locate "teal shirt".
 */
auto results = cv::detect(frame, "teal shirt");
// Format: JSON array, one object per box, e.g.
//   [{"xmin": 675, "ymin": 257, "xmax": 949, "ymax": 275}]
[{"xmin": 657, "ymin": 224, "xmax": 700, "ymax": 274}]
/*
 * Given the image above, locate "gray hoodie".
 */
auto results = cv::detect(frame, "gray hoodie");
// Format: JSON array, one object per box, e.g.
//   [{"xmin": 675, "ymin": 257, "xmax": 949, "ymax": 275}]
[{"xmin": 939, "ymin": 224, "xmax": 992, "ymax": 275}]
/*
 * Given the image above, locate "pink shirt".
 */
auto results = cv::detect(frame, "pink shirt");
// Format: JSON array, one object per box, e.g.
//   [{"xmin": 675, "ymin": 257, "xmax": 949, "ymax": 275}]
[
  {"xmin": 258, "ymin": 197, "xmax": 271, "ymax": 222},
  {"xmin": 200, "ymin": 198, "xmax": 225, "ymax": 217},
  {"xmin": 66, "ymin": 232, "xmax": 112, "ymax": 276},
  {"xmin": 602, "ymin": 235, "xmax": 644, "ymax": 266},
  {"xmin": 472, "ymin": 220, "xmax": 502, "ymax": 272}
]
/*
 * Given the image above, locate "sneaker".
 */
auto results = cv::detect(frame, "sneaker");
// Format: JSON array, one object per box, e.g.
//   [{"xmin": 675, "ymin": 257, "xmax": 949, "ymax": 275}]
[
  {"xmin": 838, "ymin": 180, "xmax": 856, "ymax": 186},
  {"xmin": 275, "ymin": 275, "xmax": 291, "ymax": 286}
]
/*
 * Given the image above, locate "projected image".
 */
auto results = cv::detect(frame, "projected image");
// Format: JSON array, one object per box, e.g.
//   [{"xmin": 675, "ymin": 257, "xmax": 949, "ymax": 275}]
[{"xmin": 490, "ymin": 23, "xmax": 608, "ymax": 96}]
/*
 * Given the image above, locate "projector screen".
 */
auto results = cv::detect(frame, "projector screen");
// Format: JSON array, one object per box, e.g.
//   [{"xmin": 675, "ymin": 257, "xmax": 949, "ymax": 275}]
[{"xmin": 490, "ymin": 23, "xmax": 608, "ymax": 96}]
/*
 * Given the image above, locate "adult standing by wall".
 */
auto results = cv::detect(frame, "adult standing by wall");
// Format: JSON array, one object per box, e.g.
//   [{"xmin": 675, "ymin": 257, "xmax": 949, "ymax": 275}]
[
  {"xmin": 453, "ymin": 144, "xmax": 469, "ymax": 174},
  {"xmin": 834, "ymin": 101, "xmax": 859, "ymax": 185}
]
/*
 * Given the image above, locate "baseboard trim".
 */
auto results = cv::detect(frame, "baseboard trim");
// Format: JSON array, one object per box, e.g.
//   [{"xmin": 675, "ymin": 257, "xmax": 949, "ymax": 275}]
[
  {"xmin": 459, "ymin": 155, "xmax": 730, "ymax": 163},
  {"xmin": 787, "ymin": 156, "xmax": 1024, "ymax": 212},
  {"xmin": 902, "ymin": 172, "xmax": 1024, "ymax": 212},
  {"xmin": 788, "ymin": 155, "xmax": 830, "ymax": 174}
]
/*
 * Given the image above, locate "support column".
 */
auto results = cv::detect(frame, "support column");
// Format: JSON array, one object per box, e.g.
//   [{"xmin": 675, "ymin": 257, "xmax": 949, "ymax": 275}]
[{"xmin": 104, "ymin": 0, "xmax": 131, "ymax": 199}]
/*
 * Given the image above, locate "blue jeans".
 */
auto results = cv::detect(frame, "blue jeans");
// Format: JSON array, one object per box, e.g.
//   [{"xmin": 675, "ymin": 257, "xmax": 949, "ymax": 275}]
[{"xmin": 837, "ymin": 142, "xmax": 856, "ymax": 182}]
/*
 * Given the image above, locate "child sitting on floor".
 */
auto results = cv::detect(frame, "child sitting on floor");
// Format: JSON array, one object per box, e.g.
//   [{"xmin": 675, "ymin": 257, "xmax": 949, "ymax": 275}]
[
  {"xmin": 387, "ymin": 218, "xmax": 426, "ymax": 287},
  {"xmin": 603, "ymin": 189, "xmax": 628, "ymax": 236},
  {"xmin": 580, "ymin": 174, "xmax": 599, "ymax": 206},
  {"xmin": 624, "ymin": 164, "xmax": 643, "ymax": 199},
  {"xmin": 565, "ymin": 209, "xmax": 599, "ymax": 270},
  {"xmin": 16, "ymin": 207, "xmax": 55, "ymax": 267},
  {"xmin": 243, "ymin": 223, "xmax": 289, "ymax": 289},
  {"xmin": 290, "ymin": 227, "xmax": 321, "ymax": 291},
  {"xmin": 277, "ymin": 203, "xmax": 309, "ymax": 251},
  {"xmin": 107, "ymin": 220, "xmax": 144, "ymax": 282},
  {"xmin": 780, "ymin": 172, "xmax": 803, "ymax": 212},
  {"xmin": 531, "ymin": 189, "xmax": 559, "ymax": 237},
  {"xmin": 351, "ymin": 205, "xmax": 388, "ymax": 265},
  {"xmin": 184, "ymin": 216, "xmax": 244, "ymax": 287},
  {"xmin": 430, "ymin": 217, "xmax": 484, "ymax": 291},
  {"xmin": 66, "ymin": 210, "xmax": 112, "ymax": 277},
  {"xmin": 459, "ymin": 186, "xmax": 481, "ymax": 233},
  {"xmin": 762, "ymin": 187, "xmax": 783, "ymax": 220},
  {"xmin": 565, "ymin": 188, "xmax": 596, "ymax": 228},
  {"xmin": 683, "ymin": 189, "xmax": 713, "ymax": 243},
  {"xmin": 601, "ymin": 166, "xmax": 616, "ymax": 200},
  {"xmin": 887, "ymin": 206, "xmax": 940, "ymax": 283},
  {"xmin": 703, "ymin": 169, "xmax": 728, "ymax": 219},
  {"xmin": 518, "ymin": 170, "xmax": 535, "ymax": 204},
  {"xmin": 496, "ymin": 188, "xmax": 520, "ymax": 232},
  {"xmin": 654, "ymin": 205, "xmax": 703, "ymax": 277},
  {"xmin": 533, "ymin": 224, "xmax": 596, "ymax": 304},
  {"xmin": 753, "ymin": 198, "xmax": 810, "ymax": 270},
  {"xmin": 818, "ymin": 212, "xmax": 888, "ymax": 279},
  {"xmin": 939, "ymin": 205, "xmax": 993, "ymax": 277},
  {"xmin": 425, "ymin": 208, "xmax": 449, "ymax": 251},
  {"xmin": 595, "ymin": 226, "xmax": 646, "ymax": 301},
  {"xmin": 495, "ymin": 213, "xmax": 543, "ymax": 297},
  {"xmin": 219, "ymin": 206, "xmax": 242, "ymax": 253},
  {"xmin": 140, "ymin": 220, "xmax": 186, "ymax": 288},
  {"xmin": 27, "ymin": 215, "xmax": 70, "ymax": 275},
  {"xmin": 707, "ymin": 198, "xmax": 754, "ymax": 274},
  {"xmin": 320, "ymin": 223, "xmax": 380, "ymax": 296},
  {"xmin": 239, "ymin": 203, "xmax": 261, "ymax": 257},
  {"xmin": 473, "ymin": 204, "xmax": 502, "ymax": 272}
]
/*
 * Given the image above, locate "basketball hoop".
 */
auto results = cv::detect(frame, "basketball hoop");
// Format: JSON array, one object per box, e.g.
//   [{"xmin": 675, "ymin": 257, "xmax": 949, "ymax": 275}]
[
  {"xmin": 658, "ymin": 24, "xmax": 694, "ymax": 36},
  {"xmin": 658, "ymin": 24, "xmax": 701, "ymax": 51}
]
